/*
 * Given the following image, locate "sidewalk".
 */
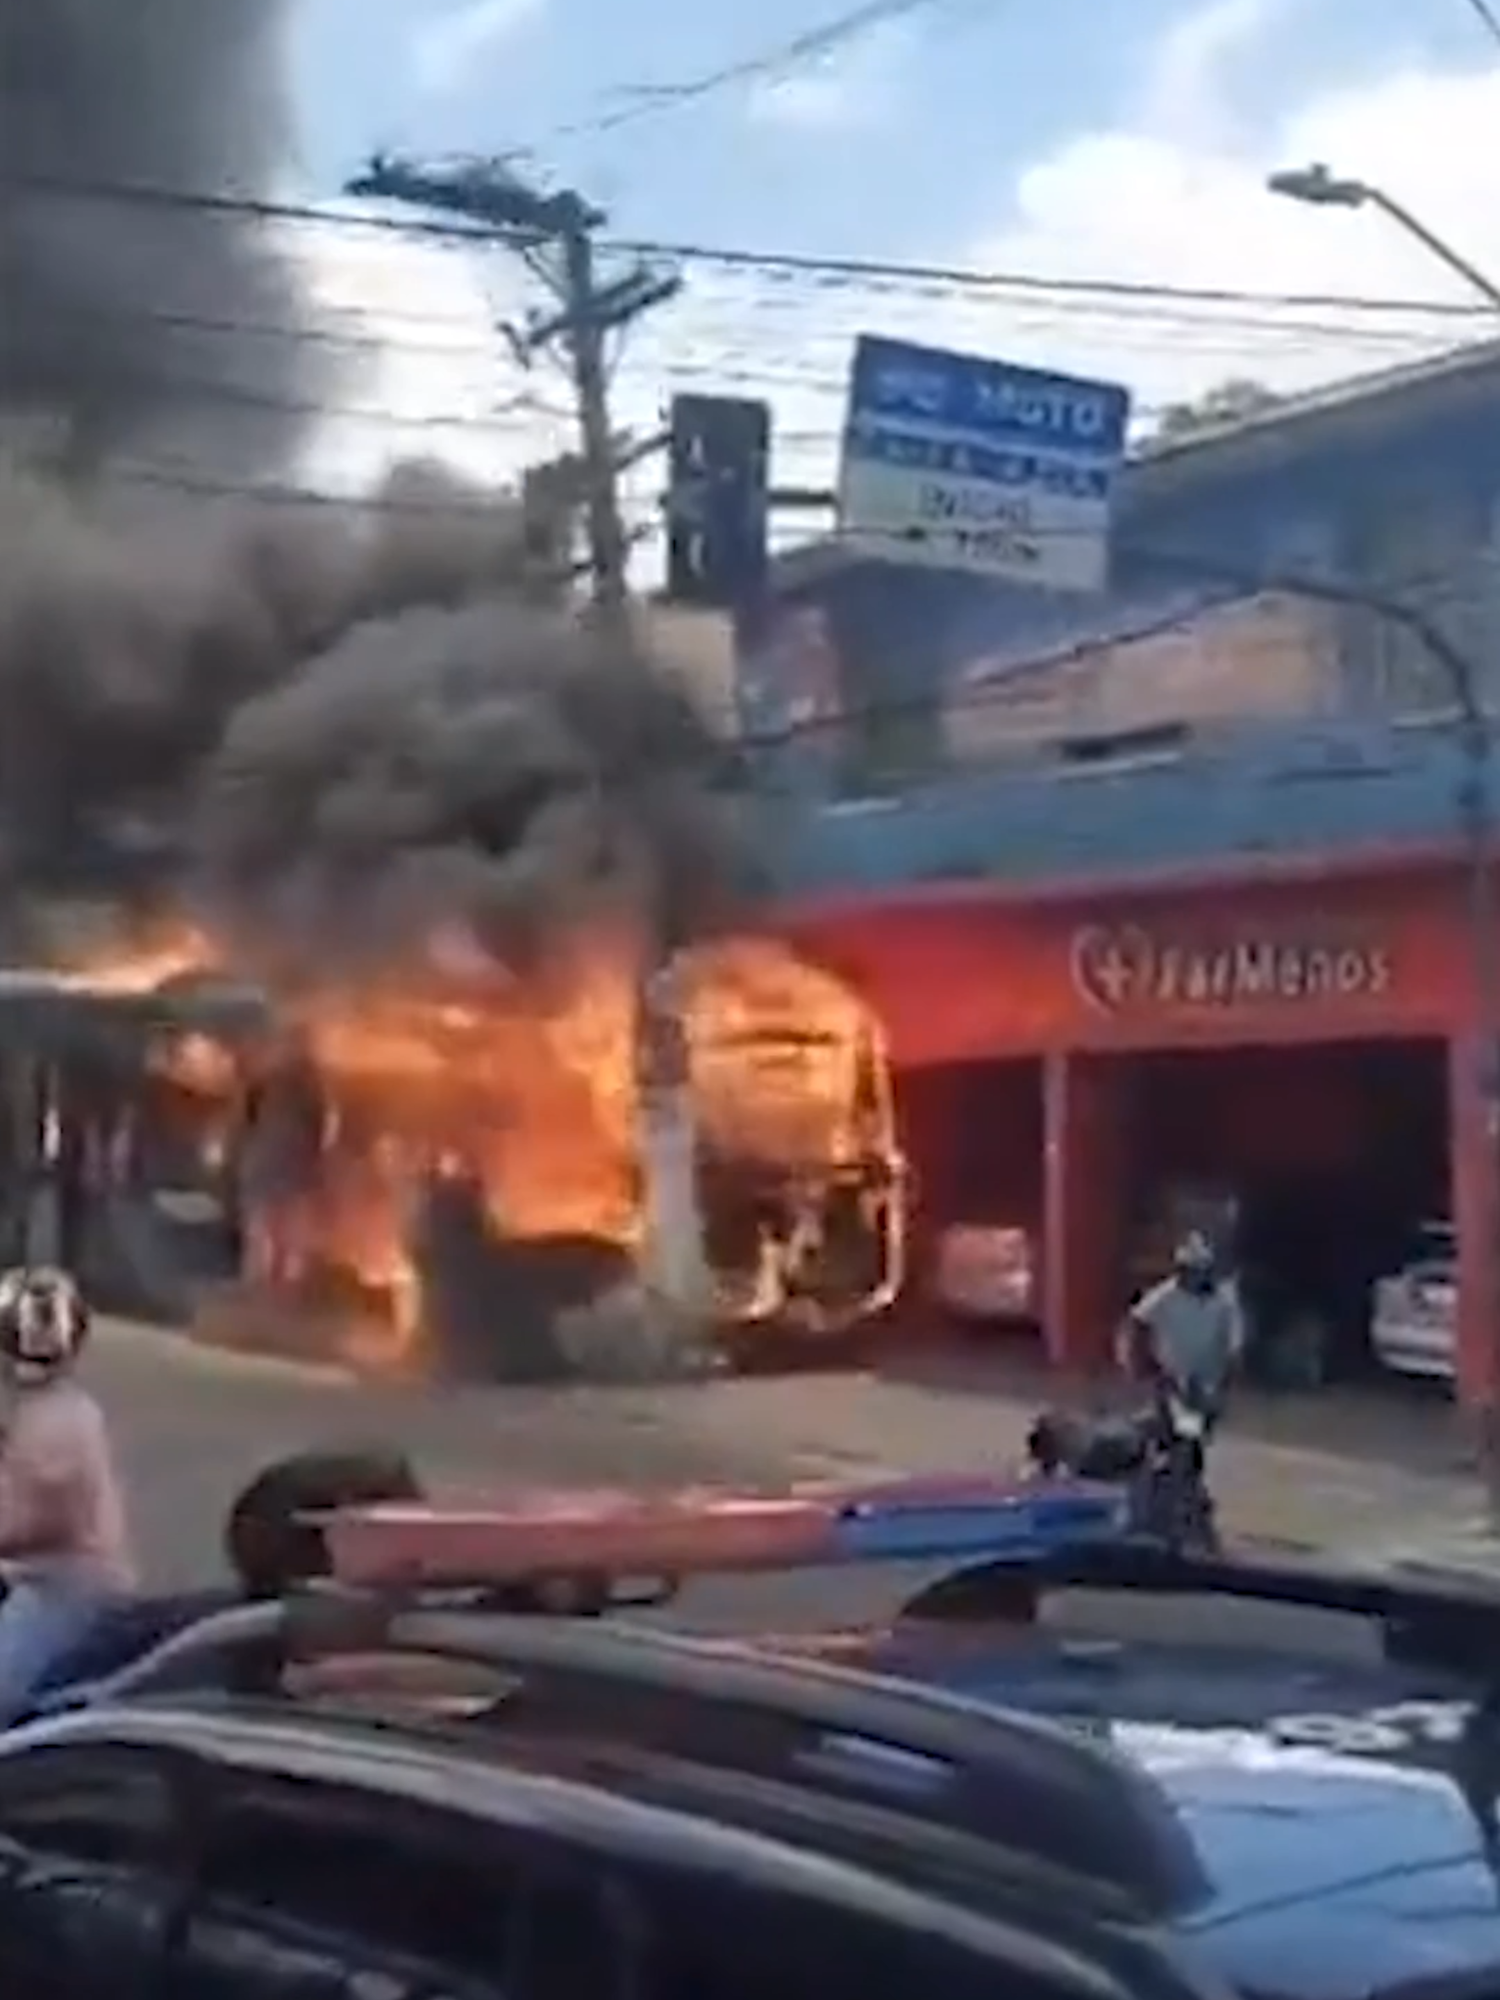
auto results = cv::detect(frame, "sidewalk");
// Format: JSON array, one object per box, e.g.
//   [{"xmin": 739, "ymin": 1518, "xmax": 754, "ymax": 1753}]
[{"xmin": 104, "ymin": 1313, "xmax": 1500, "ymax": 1575}]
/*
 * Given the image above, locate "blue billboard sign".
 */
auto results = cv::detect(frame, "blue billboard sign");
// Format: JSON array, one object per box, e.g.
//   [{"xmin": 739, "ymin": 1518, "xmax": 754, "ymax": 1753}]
[{"xmin": 837, "ymin": 335, "xmax": 1131, "ymax": 591}]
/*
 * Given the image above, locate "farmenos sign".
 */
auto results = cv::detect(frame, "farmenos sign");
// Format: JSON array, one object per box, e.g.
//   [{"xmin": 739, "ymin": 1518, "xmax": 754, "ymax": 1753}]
[{"xmin": 1071, "ymin": 925, "xmax": 1391, "ymax": 1013}]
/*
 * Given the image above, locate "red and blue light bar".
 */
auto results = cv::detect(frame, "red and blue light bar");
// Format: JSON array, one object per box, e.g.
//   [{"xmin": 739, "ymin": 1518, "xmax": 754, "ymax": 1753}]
[{"xmin": 323, "ymin": 1474, "xmax": 1127, "ymax": 1590}]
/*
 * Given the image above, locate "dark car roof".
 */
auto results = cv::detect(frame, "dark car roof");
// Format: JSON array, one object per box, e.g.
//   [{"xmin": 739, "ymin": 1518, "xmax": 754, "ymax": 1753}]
[
  {"xmin": 4, "ymin": 1696, "xmax": 1142, "ymax": 1998},
  {"xmin": 60, "ymin": 1593, "xmax": 1207, "ymax": 1914},
  {"xmin": 849, "ymin": 1575, "xmax": 1500, "ymax": 2000},
  {"xmin": 33, "ymin": 1540, "xmax": 1500, "ymax": 2000}
]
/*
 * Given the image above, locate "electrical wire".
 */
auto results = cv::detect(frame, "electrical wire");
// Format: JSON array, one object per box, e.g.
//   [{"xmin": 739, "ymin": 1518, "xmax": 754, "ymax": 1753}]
[
  {"xmin": 731, "ymin": 562, "xmax": 1485, "ymax": 758},
  {"xmin": 3, "ymin": 169, "xmax": 1489, "ymax": 321},
  {"xmin": 6, "ymin": 445, "xmax": 1466, "ymax": 756},
  {"xmin": 1460, "ymin": 0, "xmax": 1500, "ymax": 51},
  {"xmin": 2, "ymin": 241, "xmax": 1464, "ymax": 454},
  {"xmin": 613, "ymin": 237, "xmax": 1493, "ymax": 319},
  {"xmin": 0, "ymin": 174, "xmax": 1484, "ymax": 536},
  {"xmin": 538, "ymin": 0, "xmax": 958, "ymax": 144},
  {"xmin": 41, "ymin": 272, "xmax": 1464, "ymax": 373},
  {"xmin": 68, "ymin": 363, "xmax": 569, "ymax": 436},
  {"xmin": 0, "ymin": 216, "xmax": 1466, "ymax": 440},
  {"xmin": 5, "ymin": 429, "xmax": 1454, "ymax": 744},
  {"xmin": 55, "ymin": 459, "xmax": 531, "ymax": 518}
]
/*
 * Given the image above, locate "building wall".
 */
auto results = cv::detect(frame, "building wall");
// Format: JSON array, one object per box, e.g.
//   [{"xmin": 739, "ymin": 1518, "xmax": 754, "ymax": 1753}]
[
  {"xmin": 754, "ymin": 371, "xmax": 1500, "ymax": 895},
  {"xmin": 943, "ymin": 591, "xmax": 1341, "ymax": 766},
  {"xmin": 763, "ymin": 715, "xmax": 1474, "ymax": 899},
  {"xmin": 779, "ymin": 858, "xmax": 1464, "ymax": 1068}
]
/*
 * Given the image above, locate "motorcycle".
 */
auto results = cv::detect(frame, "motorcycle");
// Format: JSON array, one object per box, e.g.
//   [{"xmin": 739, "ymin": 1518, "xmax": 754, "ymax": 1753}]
[
  {"xmin": 1026, "ymin": 1376, "xmax": 1221, "ymax": 1555},
  {"xmin": 1128, "ymin": 1378, "xmax": 1220, "ymax": 1553}
]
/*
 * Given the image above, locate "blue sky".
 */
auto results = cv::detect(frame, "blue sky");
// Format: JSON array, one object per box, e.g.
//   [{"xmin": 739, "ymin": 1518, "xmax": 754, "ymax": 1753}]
[
  {"xmin": 293, "ymin": 0, "xmax": 1492, "ymax": 261},
  {"xmin": 286, "ymin": 0, "xmax": 1500, "ymax": 499}
]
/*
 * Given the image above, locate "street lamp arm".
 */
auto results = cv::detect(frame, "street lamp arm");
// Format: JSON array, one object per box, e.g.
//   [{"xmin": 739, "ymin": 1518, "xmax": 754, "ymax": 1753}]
[{"xmin": 1362, "ymin": 188, "xmax": 1500, "ymax": 315}]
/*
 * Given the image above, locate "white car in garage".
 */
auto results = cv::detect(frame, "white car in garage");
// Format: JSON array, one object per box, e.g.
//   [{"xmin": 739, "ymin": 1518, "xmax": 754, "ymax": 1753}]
[
  {"xmin": 933, "ymin": 1223, "xmax": 1037, "ymax": 1323},
  {"xmin": 1371, "ymin": 1222, "xmax": 1457, "ymax": 1381}
]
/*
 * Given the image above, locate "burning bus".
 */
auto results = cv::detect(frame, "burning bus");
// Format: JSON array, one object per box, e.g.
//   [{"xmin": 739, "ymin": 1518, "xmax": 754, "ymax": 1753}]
[
  {"xmin": 42, "ymin": 929, "xmax": 906, "ymax": 1374},
  {"xmin": 0, "ymin": 964, "xmax": 266, "ymax": 1294}
]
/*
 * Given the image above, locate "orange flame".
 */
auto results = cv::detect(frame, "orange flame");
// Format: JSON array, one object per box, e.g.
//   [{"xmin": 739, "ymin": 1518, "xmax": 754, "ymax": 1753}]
[
  {"xmin": 67, "ymin": 921, "xmax": 903, "ymax": 1365},
  {"xmin": 56, "ymin": 919, "xmax": 218, "ymax": 994}
]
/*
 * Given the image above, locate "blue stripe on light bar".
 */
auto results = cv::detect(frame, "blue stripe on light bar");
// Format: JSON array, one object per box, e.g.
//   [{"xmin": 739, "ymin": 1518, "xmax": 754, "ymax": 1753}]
[{"xmin": 829, "ymin": 1489, "xmax": 1127, "ymax": 1564}]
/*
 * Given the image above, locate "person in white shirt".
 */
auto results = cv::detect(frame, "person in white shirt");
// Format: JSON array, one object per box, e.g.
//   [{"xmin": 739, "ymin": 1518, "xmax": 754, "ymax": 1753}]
[
  {"xmin": 1120, "ymin": 1232, "xmax": 1244, "ymax": 1416},
  {"xmin": 0, "ymin": 1268, "xmax": 137, "ymax": 1723}
]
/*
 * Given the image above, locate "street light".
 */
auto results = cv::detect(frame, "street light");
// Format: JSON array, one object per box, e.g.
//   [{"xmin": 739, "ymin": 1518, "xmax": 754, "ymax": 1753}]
[
  {"xmin": 1267, "ymin": 161, "xmax": 1500, "ymax": 312},
  {"xmin": 1269, "ymin": 164, "xmax": 1500, "ymax": 1501}
]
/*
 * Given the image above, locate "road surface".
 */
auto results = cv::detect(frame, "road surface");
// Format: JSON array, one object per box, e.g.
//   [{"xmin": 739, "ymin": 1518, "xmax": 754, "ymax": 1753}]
[{"xmin": 91, "ymin": 1318, "xmax": 1487, "ymax": 1639}]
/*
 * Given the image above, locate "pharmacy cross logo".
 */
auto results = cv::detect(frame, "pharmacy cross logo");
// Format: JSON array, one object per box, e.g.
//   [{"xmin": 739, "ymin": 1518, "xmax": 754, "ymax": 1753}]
[
  {"xmin": 1070, "ymin": 925, "xmax": 1392, "ymax": 1013},
  {"xmin": 1071, "ymin": 926, "xmax": 1153, "ymax": 1010}
]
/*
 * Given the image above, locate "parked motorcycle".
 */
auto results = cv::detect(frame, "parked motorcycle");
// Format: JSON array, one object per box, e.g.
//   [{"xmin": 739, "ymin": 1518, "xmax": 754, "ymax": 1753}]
[
  {"xmin": 1129, "ymin": 1378, "xmax": 1220, "ymax": 1552},
  {"xmin": 1026, "ymin": 1378, "xmax": 1221, "ymax": 1555}
]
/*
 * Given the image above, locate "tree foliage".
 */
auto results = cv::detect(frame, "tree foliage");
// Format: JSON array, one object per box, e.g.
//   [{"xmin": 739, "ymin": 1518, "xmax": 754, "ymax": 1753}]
[{"xmin": 1153, "ymin": 378, "xmax": 1282, "ymax": 442}]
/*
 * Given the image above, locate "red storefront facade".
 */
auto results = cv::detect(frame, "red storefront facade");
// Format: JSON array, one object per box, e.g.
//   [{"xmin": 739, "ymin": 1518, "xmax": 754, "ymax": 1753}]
[{"xmin": 785, "ymin": 845, "xmax": 1500, "ymax": 1404}]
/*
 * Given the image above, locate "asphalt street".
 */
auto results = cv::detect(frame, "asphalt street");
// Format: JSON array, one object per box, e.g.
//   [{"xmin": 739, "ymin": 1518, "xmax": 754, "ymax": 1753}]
[{"xmin": 89, "ymin": 1317, "xmax": 1486, "ymax": 1644}]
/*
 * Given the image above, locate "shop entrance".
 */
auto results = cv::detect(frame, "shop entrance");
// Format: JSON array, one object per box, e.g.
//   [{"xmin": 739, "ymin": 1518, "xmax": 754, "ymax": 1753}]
[
  {"xmin": 1123, "ymin": 1037, "xmax": 1449, "ymax": 1383},
  {"xmin": 898, "ymin": 1057, "xmax": 1045, "ymax": 1329}
]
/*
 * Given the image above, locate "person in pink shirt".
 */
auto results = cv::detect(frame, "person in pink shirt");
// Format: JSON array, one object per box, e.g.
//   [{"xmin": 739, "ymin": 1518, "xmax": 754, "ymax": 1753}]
[{"xmin": 0, "ymin": 1267, "xmax": 137, "ymax": 1723}]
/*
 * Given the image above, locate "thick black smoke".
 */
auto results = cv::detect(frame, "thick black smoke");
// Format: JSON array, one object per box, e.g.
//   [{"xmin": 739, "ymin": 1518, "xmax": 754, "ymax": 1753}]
[
  {"xmin": 199, "ymin": 598, "xmax": 752, "ymax": 975},
  {"xmin": 0, "ymin": 458, "xmax": 751, "ymax": 966},
  {"xmin": 0, "ymin": 5, "xmax": 751, "ymax": 975},
  {"xmin": 0, "ymin": 0, "xmax": 328, "ymax": 471}
]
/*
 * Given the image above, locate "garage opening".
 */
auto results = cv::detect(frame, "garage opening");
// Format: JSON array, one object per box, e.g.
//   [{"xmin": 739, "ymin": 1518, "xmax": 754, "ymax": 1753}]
[
  {"xmin": 1124, "ymin": 1037, "xmax": 1449, "ymax": 1385},
  {"xmin": 898, "ymin": 1057, "xmax": 1044, "ymax": 1331}
]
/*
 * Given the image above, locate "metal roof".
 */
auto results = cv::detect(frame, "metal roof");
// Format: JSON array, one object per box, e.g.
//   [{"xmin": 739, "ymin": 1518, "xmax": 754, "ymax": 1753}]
[{"xmin": 1125, "ymin": 333, "xmax": 1500, "ymax": 494}]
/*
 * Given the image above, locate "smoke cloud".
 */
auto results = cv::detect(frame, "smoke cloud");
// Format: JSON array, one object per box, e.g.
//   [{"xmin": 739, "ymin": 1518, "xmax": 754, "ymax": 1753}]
[
  {"xmin": 200, "ymin": 595, "xmax": 753, "ymax": 975},
  {"xmin": 0, "ymin": 460, "xmax": 751, "ymax": 967},
  {"xmin": 0, "ymin": 6, "xmax": 752, "ymax": 975},
  {"xmin": 0, "ymin": 0, "xmax": 329, "ymax": 471}
]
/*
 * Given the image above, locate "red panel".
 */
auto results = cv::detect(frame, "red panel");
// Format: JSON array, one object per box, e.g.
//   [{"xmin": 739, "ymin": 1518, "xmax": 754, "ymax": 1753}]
[
  {"xmin": 1450, "ymin": 1034, "xmax": 1500, "ymax": 1409},
  {"xmin": 1043, "ymin": 1053, "xmax": 1127, "ymax": 1374},
  {"xmin": 786, "ymin": 862, "xmax": 1469, "ymax": 1065}
]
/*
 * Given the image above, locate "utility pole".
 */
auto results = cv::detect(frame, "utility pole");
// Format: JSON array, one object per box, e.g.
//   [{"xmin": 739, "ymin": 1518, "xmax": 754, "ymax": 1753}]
[
  {"xmin": 346, "ymin": 156, "xmax": 679, "ymax": 643},
  {"xmin": 558, "ymin": 220, "xmax": 632, "ymax": 631},
  {"xmin": 347, "ymin": 156, "xmax": 714, "ymax": 1370}
]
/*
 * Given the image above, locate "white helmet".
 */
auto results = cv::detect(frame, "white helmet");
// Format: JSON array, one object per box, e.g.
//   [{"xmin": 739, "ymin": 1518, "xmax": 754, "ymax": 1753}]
[{"xmin": 0, "ymin": 1267, "xmax": 89, "ymax": 1384}]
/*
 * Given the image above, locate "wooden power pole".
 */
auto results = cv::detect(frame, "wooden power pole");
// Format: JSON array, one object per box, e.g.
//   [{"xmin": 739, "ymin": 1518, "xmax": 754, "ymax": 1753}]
[
  {"xmin": 347, "ymin": 157, "xmax": 677, "ymax": 641},
  {"xmin": 347, "ymin": 157, "xmax": 714, "ymax": 1365}
]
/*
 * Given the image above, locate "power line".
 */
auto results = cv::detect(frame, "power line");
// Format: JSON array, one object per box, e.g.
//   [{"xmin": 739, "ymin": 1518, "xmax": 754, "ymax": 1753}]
[
  {"xmin": 0, "ymin": 440, "xmax": 1461, "ymax": 752},
  {"xmin": 26, "ymin": 460, "xmax": 525, "ymax": 517},
  {"xmin": 52, "ymin": 284, "xmax": 1453, "ymax": 410},
  {"xmin": 4, "ymin": 169, "xmax": 1489, "ymax": 320},
  {"xmin": 62, "ymin": 362, "xmax": 569, "ymax": 436},
  {"xmin": 613, "ymin": 236, "xmax": 1492, "ymax": 319},
  {"xmin": 1460, "ymin": 0, "xmax": 1500, "ymax": 50},
  {"xmin": 144, "ymin": 300, "xmax": 530, "ymax": 365},
  {"xmin": 57, "ymin": 276, "xmax": 1464, "ymax": 368},
  {"xmin": 0, "ymin": 338, "xmax": 1178, "ymax": 441},
  {"xmin": 540, "ymin": 0, "xmax": 955, "ymax": 143}
]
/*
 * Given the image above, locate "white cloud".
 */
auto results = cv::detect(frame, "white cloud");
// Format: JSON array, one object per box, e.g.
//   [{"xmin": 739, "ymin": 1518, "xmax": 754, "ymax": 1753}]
[
  {"xmin": 961, "ymin": 0, "xmax": 1500, "ymax": 418},
  {"xmin": 1140, "ymin": 0, "xmax": 1292, "ymax": 149},
  {"xmin": 289, "ymin": 209, "xmax": 571, "ymax": 498},
  {"xmin": 412, "ymin": 0, "xmax": 546, "ymax": 97},
  {"xmin": 746, "ymin": 20, "xmax": 916, "ymax": 131},
  {"xmin": 308, "ymin": 0, "xmax": 1500, "ymax": 569}
]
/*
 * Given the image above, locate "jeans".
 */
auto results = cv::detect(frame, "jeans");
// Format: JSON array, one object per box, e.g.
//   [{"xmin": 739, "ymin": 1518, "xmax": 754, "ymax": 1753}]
[{"xmin": 0, "ymin": 1578, "xmax": 117, "ymax": 1726}]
